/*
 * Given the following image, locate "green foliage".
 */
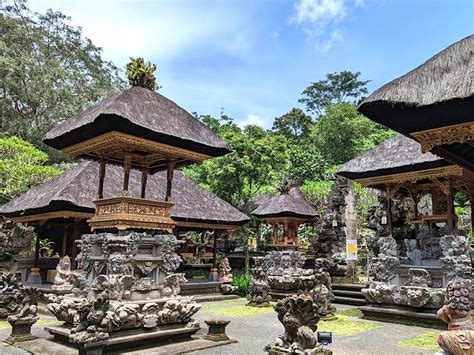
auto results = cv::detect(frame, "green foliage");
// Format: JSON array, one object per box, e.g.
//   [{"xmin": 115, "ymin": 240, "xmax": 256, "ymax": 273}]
[
  {"xmin": 272, "ymin": 108, "xmax": 313, "ymax": 139},
  {"xmin": 299, "ymin": 71, "xmax": 369, "ymax": 116},
  {"xmin": 0, "ymin": 136, "xmax": 62, "ymax": 203},
  {"xmin": 354, "ymin": 182, "xmax": 379, "ymax": 229},
  {"xmin": 0, "ymin": 1, "xmax": 125, "ymax": 161},
  {"xmin": 398, "ymin": 332, "xmax": 441, "ymax": 351},
  {"xmin": 309, "ymin": 102, "xmax": 394, "ymax": 165},
  {"xmin": 300, "ymin": 179, "xmax": 334, "ymax": 218},
  {"xmin": 126, "ymin": 57, "xmax": 159, "ymax": 90},
  {"xmin": 232, "ymin": 273, "xmax": 251, "ymax": 297}
]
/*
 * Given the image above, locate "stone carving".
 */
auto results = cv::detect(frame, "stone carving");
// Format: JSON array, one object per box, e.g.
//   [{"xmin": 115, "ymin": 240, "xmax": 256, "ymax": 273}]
[
  {"xmin": 437, "ymin": 278, "xmax": 474, "ymax": 355},
  {"xmin": 52, "ymin": 255, "xmax": 73, "ymax": 291},
  {"xmin": 266, "ymin": 293, "xmax": 321, "ymax": 354},
  {"xmin": 248, "ymin": 257, "xmax": 272, "ymax": 307},
  {"xmin": 311, "ymin": 177, "xmax": 348, "ymax": 278},
  {"xmin": 371, "ymin": 254, "xmax": 400, "ymax": 282},
  {"xmin": 408, "ymin": 268, "xmax": 432, "ymax": 287},
  {"xmin": 47, "ymin": 232, "xmax": 201, "ymax": 347},
  {"xmin": 440, "ymin": 235, "xmax": 473, "ymax": 282},
  {"xmin": 416, "ymin": 224, "xmax": 442, "ymax": 259},
  {"xmin": 0, "ymin": 219, "xmax": 36, "ymax": 319},
  {"xmin": 218, "ymin": 257, "xmax": 233, "ymax": 283},
  {"xmin": 220, "ymin": 283, "xmax": 237, "ymax": 295},
  {"xmin": 311, "ymin": 258, "xmax": 336, "ymax": 319},
  {"xmin": 404, "ymin": 239, "xmax": 422, "ymax": 266},
  {"xmin": 6, "ymin": 288, "xmax": 40, "ymax": 343},
  {"xmin": 265, "ymin": 251, "xmax": 315, "ymax": 292}
]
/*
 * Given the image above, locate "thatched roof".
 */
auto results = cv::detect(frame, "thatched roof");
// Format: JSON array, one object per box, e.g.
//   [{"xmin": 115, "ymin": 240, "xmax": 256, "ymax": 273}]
[
  {"xmin": 251, "ymin": 188, "xmax": 316, "ymax": 220},
  {"xmin": 0, "ymin": 161, "xmax": 249, "ymax": 226},
  {"xmin": 337, "ymin": 134, "xmax": 448, "ymax": 180},
  {"xmin": 44, "ymin": 86, "xmax": 230, "ymax": 157},
  {"xmin": 359, "ymin": 35, "xmax": 474, "ymax": 133}
]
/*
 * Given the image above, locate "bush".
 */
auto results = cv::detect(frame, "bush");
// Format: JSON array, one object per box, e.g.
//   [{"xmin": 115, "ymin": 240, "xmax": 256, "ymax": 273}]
[{"xmin": 232, "ymin": 273, "xmax": 251, "ymax": 297}]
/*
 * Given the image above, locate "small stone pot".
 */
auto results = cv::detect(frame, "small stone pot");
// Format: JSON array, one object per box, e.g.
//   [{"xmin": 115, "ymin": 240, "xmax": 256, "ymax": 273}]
[{"xmin": 204, "ymin": 320, "xmax": 231, "ymax": 342}]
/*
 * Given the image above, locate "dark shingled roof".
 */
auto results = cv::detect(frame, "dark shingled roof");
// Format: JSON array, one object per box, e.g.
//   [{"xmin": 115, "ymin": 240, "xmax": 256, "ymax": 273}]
[
  {"xmin": 44, "ymin": 86, "xmax": 230, "ymax": 157},
  {"xmin": 358, "ymin": 35, "xmax": 474, "ymax": 134},
  {"xmin": 337, "ymin": 134, "xmax": 448, "ymax": 180},
  {"xmin": 0, "ymin": 161, "xmax": 249, "ymax": 226},
  {"xmin": 251, "ymin": 188, "xmax": 316, "ymax": 219}
]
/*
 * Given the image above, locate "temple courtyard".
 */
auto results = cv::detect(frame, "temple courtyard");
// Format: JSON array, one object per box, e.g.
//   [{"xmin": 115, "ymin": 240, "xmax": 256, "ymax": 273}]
[{"xmin": 0, "ymin": 298, "xmax": 441, "ymax": 355}]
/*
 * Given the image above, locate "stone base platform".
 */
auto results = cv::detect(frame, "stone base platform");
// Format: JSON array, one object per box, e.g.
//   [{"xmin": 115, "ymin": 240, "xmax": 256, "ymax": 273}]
[
  {"xmin": 45, "ymin": 323, "xmax": 200, "ymax": 354},
  {"xmin": 360, "ymin": 304, "xmax": 445, "ymax": 329},
  {"xmin": 181, "ymin": 281, "xmax": 221, "ymax": 295}
]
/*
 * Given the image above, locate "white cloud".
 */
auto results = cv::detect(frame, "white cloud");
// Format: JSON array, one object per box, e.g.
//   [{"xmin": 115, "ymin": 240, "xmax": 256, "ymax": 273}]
[
  {"xmin": 28, "ymin": 0, "xmax": 255, "ymax": 65},
  {"xmin": 291, "ymin": 0, "xmax": 361, "ymax": 52},
  {"xmin": 237, "ymin": 114, "xmax": 269, "ymax": 129}
]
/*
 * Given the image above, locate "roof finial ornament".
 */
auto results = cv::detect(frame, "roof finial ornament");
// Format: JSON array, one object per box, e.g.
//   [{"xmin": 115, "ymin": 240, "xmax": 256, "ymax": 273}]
[{"xmin": 126, "ymin": 57, "xmax": 157, "ymax": 91}]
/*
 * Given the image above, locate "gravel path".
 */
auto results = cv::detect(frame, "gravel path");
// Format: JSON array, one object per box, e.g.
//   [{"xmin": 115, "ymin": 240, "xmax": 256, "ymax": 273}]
[{"xmin": 0, "ymin": 299, "xmax": 441, "ymax": 354}]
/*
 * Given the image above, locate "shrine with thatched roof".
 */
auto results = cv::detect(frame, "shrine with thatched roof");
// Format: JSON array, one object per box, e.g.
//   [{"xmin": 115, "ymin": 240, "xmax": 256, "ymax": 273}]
[{"xmin": 252, "ymin": 187, "xmax": 316, "ymax": 248}]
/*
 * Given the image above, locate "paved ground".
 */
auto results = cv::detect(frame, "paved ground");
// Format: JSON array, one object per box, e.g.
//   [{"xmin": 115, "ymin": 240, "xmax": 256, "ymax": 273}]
[{"xmin": 0, "ymin": 299, "xmax": 441, "ymax": 355}]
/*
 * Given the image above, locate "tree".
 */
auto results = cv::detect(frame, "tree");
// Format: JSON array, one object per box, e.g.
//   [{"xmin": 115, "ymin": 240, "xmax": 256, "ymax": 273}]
[
  {"xmin": 299, "ymin": 71, "xmax": 369, "ymax": 116},
  {"xmin": 0, "ymin": 1, "xmax": 125, "ymax": 161},
  {"xmin": 0, "ymin": 136, "xmax": 62, "ymax": 203},
  {"xmin": 272, "ymin": 108, "xmax": 313, "ymax": 139},
  {"xmin": 309, "ymin": 102, "xmax": 394, "ymax": 165}
]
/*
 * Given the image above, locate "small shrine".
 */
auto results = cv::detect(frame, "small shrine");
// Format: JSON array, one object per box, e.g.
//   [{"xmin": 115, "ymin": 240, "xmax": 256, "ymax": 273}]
[
  {"xmin": 38, "ymin": 59, "xmax": 232, "ymax": 353},
  {"xmin": 252, "ymin": 187, "xmax": 316, "ymax": 248}
]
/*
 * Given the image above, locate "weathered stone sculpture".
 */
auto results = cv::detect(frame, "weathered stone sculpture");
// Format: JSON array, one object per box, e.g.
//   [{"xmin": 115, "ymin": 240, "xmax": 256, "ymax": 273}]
[
  {"xmin": 265, "ymin": 293, "xmax": 326, "ymax": 354},
  {"xmin": 311, "ymin": 258, "xmax": 336, "ymax": 320},
  {"xmin": 46, "ymin": 232, "xmax": 201, "ymax": 352},
  {"xmin": 248, "ymin": 257, "xmax": 272, "ymax": 307},
  {"xmin": 6, "ymin": 288, "xmax": 40, "ymax": 343},
  {"xmin": 437, "ymin": 278, "xmax": 473, "ymax": 355},
  {"xmin": 265, "ymin": 251, "xmax": 315, "ymax": 296},
  {"xmin": 219, "ymin": 257, "xmax": 233, "ymax": 283},
  {"xmin": 52, "ymin": 255, "xmax": 73, "ymax": 291},
  {"xmin": 440, "ymin": 235, "xmax": 473, "ymax": 282}
]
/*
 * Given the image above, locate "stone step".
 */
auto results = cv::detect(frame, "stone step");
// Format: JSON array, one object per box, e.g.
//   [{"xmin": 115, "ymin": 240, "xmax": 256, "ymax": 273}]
[
  {"xmin": 193, "ymin": 294, "xmax": 239, "ymax": 303},
  {"xmin": 359, "ymin": 305, "xmax": 445, "ymax": 329},
  {"xmin": 333, "ymin": 289, "xmax": 365, "ymax": 299},
  {"xmin": 334, "ymin": 296, "xmax": 366, "ymax": 306},
  {"xmin": 332, "ymin": 283, "xmax": 366, "ymax": 292}
]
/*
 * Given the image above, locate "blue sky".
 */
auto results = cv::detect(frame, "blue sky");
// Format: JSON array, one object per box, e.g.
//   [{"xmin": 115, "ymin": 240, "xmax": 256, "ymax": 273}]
[{"xmin": 29, "ymin": 0, "xmax": 473, "ymax": 128}]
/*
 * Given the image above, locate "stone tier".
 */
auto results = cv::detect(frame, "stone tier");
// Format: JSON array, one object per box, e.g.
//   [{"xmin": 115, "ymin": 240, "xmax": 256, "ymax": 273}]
[{"xmin": 46, "ymin": 323, "xmax": 200, "ymax": 355}]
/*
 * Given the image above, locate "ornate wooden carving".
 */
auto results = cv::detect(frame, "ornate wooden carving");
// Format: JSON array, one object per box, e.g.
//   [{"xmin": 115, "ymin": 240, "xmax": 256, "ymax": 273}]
[
  {"xmin": 88, "ymin": 196, "xmax": 174, "ymax": 232},
  {"xmin": 411, "ymin": 122, "xmax": 474, "ymax": 153},
  {"xmin": 63, "ymin": 131, "xmax": 211, "ymax": 168}
]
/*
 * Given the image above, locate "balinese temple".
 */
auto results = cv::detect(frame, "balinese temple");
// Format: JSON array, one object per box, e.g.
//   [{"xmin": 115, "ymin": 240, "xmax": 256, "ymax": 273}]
[
  {"xmin": 338, "ymin": 134, "xmax": 473, "ymax": 238},
  {"xmin": 0, "ymin": 160, "xmax": 249, "ymax": 282},
  {"xmin": 339, "ymin": 35, "xmax": 473, "ymax": 326},
  {"xmin": 252, "ymin": 187, "xmax": 316, "ymax": 249}
]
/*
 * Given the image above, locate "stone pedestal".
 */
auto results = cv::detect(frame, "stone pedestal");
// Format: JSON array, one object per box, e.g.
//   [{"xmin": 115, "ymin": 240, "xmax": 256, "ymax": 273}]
[
  {"xmin": 6, "ymin": 316, "xmax": 39, "ymax": 343},
  {"xmin": 204, "ymin": 320, "xmax": 231, "ymax": 341},
  {"xmin": 26, "ymin": 267, "xmax": 42, "ymax": 285},
  {"xmin": 209, "ymin": 268, "xmax": 219, "ymax": 282},
  {"xmin": 78, "ymin": 340, "xmax": 106, "ymax": 355}
]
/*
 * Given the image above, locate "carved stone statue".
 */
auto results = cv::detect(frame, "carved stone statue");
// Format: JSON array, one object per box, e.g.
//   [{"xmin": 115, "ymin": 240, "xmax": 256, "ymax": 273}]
[
  {"xmin": 248, "ymin": 257, "xmax": 272, "ymax": 307},
  {"xmin": 219, "ymin": 257, "xmax": 233, "ymax": 283},
  {"xmin": 404, "ymin": 239, "xmax": 422, "ymax": 266},
  {"xmin": 52, "ymin": 255, "xmax": 73, "ymax": 291},
  {"xmin": 440, "ymin": 235, "xmax": 473, "ymax": 282},
  {"xmin": 266, "ymin": 293, "xmax": 321, "ymax": 354},
  {"xmin": 46, "ymin": 232, "xmax": 202, "ymax": 349},
  {"xmin": 437, "ymin": 278, "xmax": 473, "ymax": 355},
  {"xmin": 6, "ymin": 288, "xmax": 40, "ymax": 343},
  {"xmin": 311, "ymin": 258, "xmax": 336, "ymax": 319}
]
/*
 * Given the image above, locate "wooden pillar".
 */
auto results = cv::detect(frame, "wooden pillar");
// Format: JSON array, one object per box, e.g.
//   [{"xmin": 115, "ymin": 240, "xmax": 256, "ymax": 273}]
[
  {"xmin": 446, "ymin": 179, "xmax": 454, "ymax": 234},
  {"xmin": 283, "ymin": 222, "xmax": 288, "ymax": 245},
  {"xmin": 98, "ymin": 158, "xmax": 106, "ymax": 199},
  {"xmin": 33, "ymin": 232, "xmax": 41, "ymax": 268},
  {"xmin": 61, "ymin": 225, "xmax": 68, "ymax": 257},
  {"xmin": 224, "ymin": 233, "xmax": 229, "ymax": 256},
  {"xmin": 386, "ymin": 197, "xmax": 393, "ymax": 236},
  {"xmin": 141, "ymin": 167, "xmax": 148, "ymax": 198},
  {"xmin": 166, "ymin": 160, "xmax": 176, "ymax": 201},
  {"xmin": 212, "ymin": 230, "xmax": 218, "ymax": 269},
  {"xmin": 123, "ymin": 153, "xmax": 132, "ymax": 195},
  {"xmin": 71, "ymin": 218, "xmax": 80, "ymax": 268}
]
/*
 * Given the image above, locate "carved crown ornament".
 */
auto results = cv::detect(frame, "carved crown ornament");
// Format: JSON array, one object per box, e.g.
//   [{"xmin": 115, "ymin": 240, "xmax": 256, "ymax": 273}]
[{"xmin": 410, "ymin": 122, "xmax": 474, "ymax": 153}]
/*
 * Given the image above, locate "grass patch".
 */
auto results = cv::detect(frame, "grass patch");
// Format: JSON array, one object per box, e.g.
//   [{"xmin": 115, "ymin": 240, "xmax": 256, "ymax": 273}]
[
  {"xmin": 398, "ymin": 331, "xmax": 441, "ymax": 352},
  {"xmin": 318, "ymin": 315, "xmax": 380, "ymax": 335},
  {"xmin": 206, "ymin": 305, "xmax": 274, "ymax": 317},
  {"xmin": 336, "ymin": 308, "xmax": 362, "ymax": 318}
]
